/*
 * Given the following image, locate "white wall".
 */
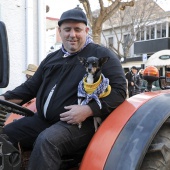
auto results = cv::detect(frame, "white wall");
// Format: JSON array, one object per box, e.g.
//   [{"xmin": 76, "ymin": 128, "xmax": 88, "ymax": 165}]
[
  {"xmin": 0, "ymin": 0, "xmax": 26, "ymax": 93},
  {"xmin": 0, "ymin": 0, "xmax": 46, "ymax": 94}
]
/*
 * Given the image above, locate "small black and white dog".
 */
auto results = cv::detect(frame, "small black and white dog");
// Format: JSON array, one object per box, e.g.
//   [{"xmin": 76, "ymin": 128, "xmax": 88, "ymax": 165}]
[{"xmin": 77, "ymin": 56, "xmax": 110, "ymax": 131}]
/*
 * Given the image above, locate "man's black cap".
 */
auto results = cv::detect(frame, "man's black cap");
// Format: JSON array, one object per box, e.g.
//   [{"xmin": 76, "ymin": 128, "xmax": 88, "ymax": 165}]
[{"xmin": 58, "ymin": 8, "xmax": 87, "ymax": 26}]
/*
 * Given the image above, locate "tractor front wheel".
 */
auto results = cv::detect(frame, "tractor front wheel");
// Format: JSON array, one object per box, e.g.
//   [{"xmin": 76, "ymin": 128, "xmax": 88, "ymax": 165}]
[{"xmin": 140, "ymin": 120, "xmax": 170, "ymax": 170}]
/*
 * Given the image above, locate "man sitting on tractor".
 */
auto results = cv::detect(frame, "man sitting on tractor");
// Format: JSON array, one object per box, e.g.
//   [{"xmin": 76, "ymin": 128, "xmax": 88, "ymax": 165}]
[{"xmin": 0, "ymin": 8, "xmax": 126, "ymax": 170}]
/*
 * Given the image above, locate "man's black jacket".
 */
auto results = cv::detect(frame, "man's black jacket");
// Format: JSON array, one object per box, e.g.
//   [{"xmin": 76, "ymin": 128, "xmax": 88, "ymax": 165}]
[{"xmin": 3, "ymin": 43, "xmax": 127, "ymax": 123}]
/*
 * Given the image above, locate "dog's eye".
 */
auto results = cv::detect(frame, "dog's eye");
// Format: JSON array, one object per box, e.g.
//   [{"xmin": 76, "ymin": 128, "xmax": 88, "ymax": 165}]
[
  {"xmin": 85, "ymin": 62, "xmax": 89, "ymax": 67},
  {"xmin": 92, "ymin": 62, "xmax": 97, "ymax": 67}
]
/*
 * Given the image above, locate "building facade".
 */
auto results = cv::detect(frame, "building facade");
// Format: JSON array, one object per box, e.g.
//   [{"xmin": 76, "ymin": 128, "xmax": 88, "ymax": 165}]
[
  {"xmin": 101, "ymin": 0, "xmax": 170, "ymax": 72},
  {"xmin": 46, "ymin": 17, "xmax": 62, "ymax": 54}
]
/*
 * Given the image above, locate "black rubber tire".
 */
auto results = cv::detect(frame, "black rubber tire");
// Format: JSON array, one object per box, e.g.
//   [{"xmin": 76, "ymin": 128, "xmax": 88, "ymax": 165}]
[{"xmin": 140, "ymin": 121, "xmax": 170, "ymax": 170}]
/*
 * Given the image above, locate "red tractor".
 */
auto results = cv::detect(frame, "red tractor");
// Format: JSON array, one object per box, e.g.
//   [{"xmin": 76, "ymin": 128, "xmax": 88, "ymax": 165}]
[{"xmin": 1, "ymin": 21, "xmax": 170, "ymax": 170}]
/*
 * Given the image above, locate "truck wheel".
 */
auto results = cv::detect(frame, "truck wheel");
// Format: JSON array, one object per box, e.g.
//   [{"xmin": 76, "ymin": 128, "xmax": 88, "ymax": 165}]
[{"xmin": 140, "ymin": 121, "xmax": 170, "ymax": 170}]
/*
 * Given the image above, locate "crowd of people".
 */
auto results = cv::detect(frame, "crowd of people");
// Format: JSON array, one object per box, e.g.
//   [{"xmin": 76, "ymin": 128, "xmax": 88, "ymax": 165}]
[{"xmin": 125, "ymin": 66, "xmax": 161, "ymax": 98}]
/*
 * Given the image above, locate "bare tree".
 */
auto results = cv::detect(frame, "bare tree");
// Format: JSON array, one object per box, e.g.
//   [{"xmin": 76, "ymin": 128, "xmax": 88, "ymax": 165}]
[
  {"xmin": 102, "ymin": 0, "xmax": 165, "ymax": 59},
  {"xmin": 79, "ymin": 0, "xmax": 134, "ymax": 44}
]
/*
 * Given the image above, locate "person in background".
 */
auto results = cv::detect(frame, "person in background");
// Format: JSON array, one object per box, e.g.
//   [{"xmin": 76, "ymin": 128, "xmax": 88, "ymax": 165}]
[
  {"xmin": 137, "ymin": 69, "xmax": 147, "ymax": 93},
  {"xmin": 22, "ymin": 64, "xmax": 38, "ymax": 112},
  {"xmin": 5, "ymin": 64, "xmax": 38, "ymax": 125},
  {"xmin": 138, "ymin": 69, "xmax": 144, "ymax": 79},
  {"xmin": 131, "ymin": 69, "xmax": 144, "ymax": 96},
  {"xmin": 0, "ymin": 8, "xmax": 126, "ymax": 170},
  {"xmin": 22, "ymin": 64, "xmax": 38, "ymax": 80},
  {"xmin": 126, "ymin": 79, "xmax": 129, "ymax": 98},
  {"xmin": 125, "ymin": 66, "xmax": 138, "ymax": 97}
]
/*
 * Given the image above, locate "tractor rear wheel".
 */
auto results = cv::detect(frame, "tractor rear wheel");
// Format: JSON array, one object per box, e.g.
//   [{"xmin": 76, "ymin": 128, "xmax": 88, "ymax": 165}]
[{"xmin": 140, "ymin": 119, "xmax": 170, "ymax": 170}]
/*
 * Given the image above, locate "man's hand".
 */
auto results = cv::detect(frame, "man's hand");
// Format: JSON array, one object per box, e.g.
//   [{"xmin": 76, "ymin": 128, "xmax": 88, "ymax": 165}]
[{"xmin": 60, "ymin": 105, "xmax": 93, "ymax": 125}]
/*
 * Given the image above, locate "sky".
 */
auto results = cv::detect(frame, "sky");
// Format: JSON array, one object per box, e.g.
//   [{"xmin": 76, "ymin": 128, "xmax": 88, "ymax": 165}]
[
  {"xmin": 46, "ymin": 0, "xmax": 170, "ymax": 19},
  {"xmin": 46, "ymin": 0, "xmax": 103, "ymax": 18},
  {"xmin": 157, "ymin": 0, "xmax": 170, "ymax": 11}
]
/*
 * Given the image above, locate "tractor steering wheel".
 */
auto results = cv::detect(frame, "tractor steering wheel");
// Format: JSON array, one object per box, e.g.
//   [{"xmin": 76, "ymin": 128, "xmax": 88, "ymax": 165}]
[{"xmin": 0, "ymin": 99, "xmax": 34, "ymax": 117}]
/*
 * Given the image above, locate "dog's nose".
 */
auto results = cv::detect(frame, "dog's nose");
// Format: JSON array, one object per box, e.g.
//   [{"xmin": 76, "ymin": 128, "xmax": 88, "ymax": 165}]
[{"xmin": 88, "ymin": 68, "xmax": 92, "ymax": 72}]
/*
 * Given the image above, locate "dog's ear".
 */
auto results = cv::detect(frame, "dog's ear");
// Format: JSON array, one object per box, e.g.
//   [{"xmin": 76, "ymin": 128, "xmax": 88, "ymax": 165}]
[
  {"xmin": 99, "ymin": 56, "xmax": 110, "ymax": 67},
  {"xmin": 78, "ymin": 57, "xmax": 86, "ymax": 65}
]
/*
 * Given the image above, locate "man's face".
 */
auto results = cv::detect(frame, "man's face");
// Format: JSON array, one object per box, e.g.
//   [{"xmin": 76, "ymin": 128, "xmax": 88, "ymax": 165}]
[
  {"xmin": 140, "ymin": 70, "xmax": 144, "ymax": 75},
  {"xmin": 58, "ymin": 21, "xmax": 89, "ymax": 54},
  {"xmin": 132, "ymin": 69, "xmax": 137, "ymax": 74}
]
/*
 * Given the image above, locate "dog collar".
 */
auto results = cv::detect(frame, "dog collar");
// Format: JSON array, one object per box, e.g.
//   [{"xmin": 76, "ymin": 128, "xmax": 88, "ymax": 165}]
[
  {"xmin": 83, "ymin": 74, "xmax": 111, "ymax": 98},
  {"xmin": 83, "ymin": 75, "xmax": 102, "ymax": 94}
]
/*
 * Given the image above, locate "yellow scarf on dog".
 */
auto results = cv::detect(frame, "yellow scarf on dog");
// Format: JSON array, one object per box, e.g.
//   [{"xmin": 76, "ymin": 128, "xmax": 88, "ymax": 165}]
[{"xmin": 83, "ymin": 75, "xmax": 111, "ymax": 98}]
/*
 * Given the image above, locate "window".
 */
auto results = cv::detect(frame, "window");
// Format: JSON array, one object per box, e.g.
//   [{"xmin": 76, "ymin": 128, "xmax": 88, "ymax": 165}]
[
  {"xmin": 146, "ymin": 26, "xmax": 150, "ymax": 40},
  {"xmin": 141, "ymin": 29, "xmax": 144, "ymax": 40},
  {"xmin": 108, "ymin": 37, "xmax": 113, "ymax": 47},
  {"xmin": 123, "ymin": 34, "xmax": 130, "ymax": 56},
  {"xmin": 135, "ymin": 23, "xmax": 168, "ymax": 41},
  {"xmin": 162, "ymin": 23, "xmax": 166, "ymax": 37},
  {"xmin": 146, "ymin": 25, "xmax": 155, "ymax": 40},
  {"xmin": 136, "ymin": 27, "xmax": 144, "ymax": 41},
  {"xmin": 124, "ymin": 34, "xmax": 130, "ymax": 45},
  {"xmin": 151, "ymin": 25, "xmax": 155, "ymax": 39},
  {"xmin": 136, "ymin": 32, "xmax": 140, "ymax": 41},
  {"xmin": 156, "ymin": 23, "xmax": 166, "ymax": 38},
  {"xmin": 157, "ymin": 24, "xmax": 161, "ymax": 38}
]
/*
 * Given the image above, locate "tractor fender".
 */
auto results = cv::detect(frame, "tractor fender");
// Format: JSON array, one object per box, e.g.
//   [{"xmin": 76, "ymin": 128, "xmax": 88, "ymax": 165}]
[
  {"xmin": 80, "ymin": 90, "xmax": 170, "ymax": 170},
  {"xmin": 104, "ymin": 92, "xmax": 170, "ymax": 170}
]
